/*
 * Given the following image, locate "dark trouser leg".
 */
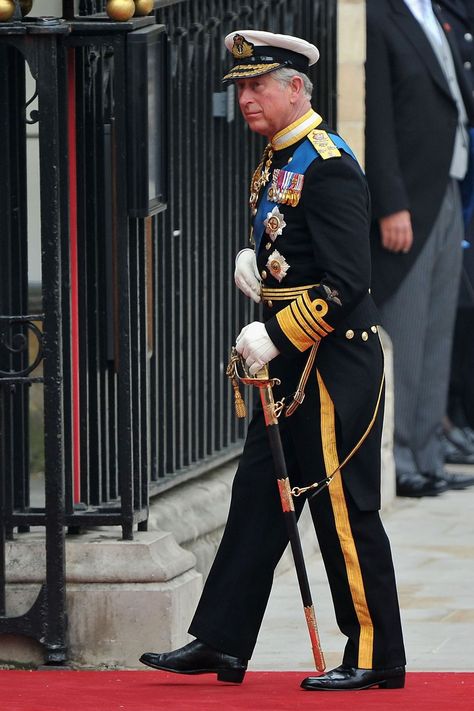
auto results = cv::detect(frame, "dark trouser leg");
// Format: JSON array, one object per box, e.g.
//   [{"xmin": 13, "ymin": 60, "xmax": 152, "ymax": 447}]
[
  {"xmin": 449, "ymin": 306, "xmax": 474, "ymax": 428},
  {"xmin": 379, "ymin": 180, "xmax": 463, "ymax": 475},
  {"xmin": 189, "ymin": 409, "xmax": 305, "ymax": 659},
  {"xmin": 309, "ymin": 478, "xmax": 405, "ymax": 669}
]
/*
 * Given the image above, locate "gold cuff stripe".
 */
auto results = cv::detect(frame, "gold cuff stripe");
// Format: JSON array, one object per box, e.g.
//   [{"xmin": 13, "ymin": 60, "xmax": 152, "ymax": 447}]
[
  {"xmin": 303, "ymin": 292, "xmax": 334, "ymax": 334},
  {"xmin": 291, "ymin": 300, "xmax": 326, "ymax": 340},
  {"xmin": 292, "ymin": 300, "xmax": 326, "ymax": 339},
  {"xmin": 317, "ymin": 371, "xmax": 374, "ymax": 669},
  {"xmin": 276, "ymin": 306, "xmax": 314, "ymax": 352},
  {"xmin": 298, "ymin": 295, "xmax": 330, "ymax": 337}
]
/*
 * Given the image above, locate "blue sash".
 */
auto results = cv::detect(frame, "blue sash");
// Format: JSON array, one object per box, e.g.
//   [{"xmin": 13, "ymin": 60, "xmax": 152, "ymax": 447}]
[{"xmin": 253, "ymin": 134, "xmax": 359, "ymax": 253}]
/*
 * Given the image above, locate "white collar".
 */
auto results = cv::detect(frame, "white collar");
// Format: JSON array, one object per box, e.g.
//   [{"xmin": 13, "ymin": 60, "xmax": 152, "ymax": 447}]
[{"xmin": 271, "ymin": 109, "xmax": 323, "ymax": 151}]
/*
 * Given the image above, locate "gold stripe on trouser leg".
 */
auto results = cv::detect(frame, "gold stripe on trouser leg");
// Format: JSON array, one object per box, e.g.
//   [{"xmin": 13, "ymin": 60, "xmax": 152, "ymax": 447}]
[{"xmin": 317, "ymin": 371, "xmax": 374, "ymax": 669}]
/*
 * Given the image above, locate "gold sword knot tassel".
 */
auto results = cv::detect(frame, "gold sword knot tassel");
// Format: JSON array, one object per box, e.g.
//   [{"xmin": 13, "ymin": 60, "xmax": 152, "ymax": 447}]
[
  {"xmin": 231, "ymin": 376, "xmax": 247, "ymax": 419},
  {"xmin": 226, "ymin": 351, "xmax": 247, "ymax": 419}
]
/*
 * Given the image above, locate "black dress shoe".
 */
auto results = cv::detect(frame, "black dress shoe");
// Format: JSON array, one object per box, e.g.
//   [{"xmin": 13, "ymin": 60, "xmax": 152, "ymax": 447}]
[
  {"xmin": 442, "ymin": 428, "xmax": 474, "ymax": 464},
  {"xmin": 396, "ymin": 472, "xmax": 447, "ymax": 498},
  {"xmin": 301, "ymin": 664, "xmax": 405, "ymax": 691},
  {"xmin": 425, "ymin": 467, "xmax": 474, "ymax": 490},
  {"xmin": 139, "ymin": 640, "xmax": 247, "ymax": 683},
  {"xmin": 461, "ymin": 427, "xmax": 474, "ymax": 445}
]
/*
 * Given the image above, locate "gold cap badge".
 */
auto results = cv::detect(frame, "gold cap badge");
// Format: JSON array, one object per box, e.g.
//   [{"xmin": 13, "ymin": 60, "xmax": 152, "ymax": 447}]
[{"xmin": 232, "ymin": 34, "xmax": 255, "ymax": 58}]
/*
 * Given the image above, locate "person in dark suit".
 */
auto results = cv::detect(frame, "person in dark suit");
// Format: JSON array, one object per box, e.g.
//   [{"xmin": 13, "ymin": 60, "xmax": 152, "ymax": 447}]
[
  {"xmin": 435, "ymin": 0, "xmax": 474, "ymax": 87},
  {"xmin": 434, "ymin": 0, "xmax": 474, "ymax": 462},
  {"xmin": 140, "ymin": 30, "xmax": 406, "ymax": 692},
  {"xmin": 366, "ymin": 0, "xmax": 474, "ymax": 497}
]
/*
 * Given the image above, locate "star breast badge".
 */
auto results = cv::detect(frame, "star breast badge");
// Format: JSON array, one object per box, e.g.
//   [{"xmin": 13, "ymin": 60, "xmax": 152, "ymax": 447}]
[
  {"xmin": 264, "ymin": 206, "xmax": 286, "ymax": 241},
  {"xmin": 266, "ymin": 250, "xmax": 290, "ymax": 282}
]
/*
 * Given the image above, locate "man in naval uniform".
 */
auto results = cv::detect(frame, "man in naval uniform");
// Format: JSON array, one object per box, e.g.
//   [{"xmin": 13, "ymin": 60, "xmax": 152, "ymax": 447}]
[{"xmin": 140, "ymin": 30, "xmax": 406, "ymax": 692}]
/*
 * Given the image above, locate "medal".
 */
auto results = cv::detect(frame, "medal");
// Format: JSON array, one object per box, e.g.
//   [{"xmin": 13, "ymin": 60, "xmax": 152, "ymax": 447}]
[
  {"xmin": 268, "ymin": 168, "xmax": 304, "ymax": 206},
  {"xmin": 266, "ymin": 249, "xmax": 290, "ymax": 282},
  {"xmin": 264, "ymin": 206, "xmax": 286, "ymax": 241},
  {"xmin": 249, "ymin": 143, "xmax": 274, "ymax": 213}
]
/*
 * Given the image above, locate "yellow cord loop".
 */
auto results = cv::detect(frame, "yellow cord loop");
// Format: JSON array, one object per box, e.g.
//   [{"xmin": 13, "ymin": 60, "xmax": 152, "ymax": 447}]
[
  {"xmin": 292, "ymin": 475, "xmax": 334, "ymax": 498},
  {"xmin": 292, "ymin": 371, "xmax": 385, "ymax": 499}
]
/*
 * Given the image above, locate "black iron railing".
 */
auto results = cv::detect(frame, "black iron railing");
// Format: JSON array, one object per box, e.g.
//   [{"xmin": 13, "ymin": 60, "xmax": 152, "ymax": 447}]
[{"xmin": 0, "ymin": 0, "xmax": 337, "ymax": 665}]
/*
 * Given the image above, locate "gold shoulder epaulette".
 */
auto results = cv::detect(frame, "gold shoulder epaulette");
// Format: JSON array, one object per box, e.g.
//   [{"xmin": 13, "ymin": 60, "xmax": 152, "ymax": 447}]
[{"xmin": 307, "ymin": 129, "xmax": 341, "ymax": 160}]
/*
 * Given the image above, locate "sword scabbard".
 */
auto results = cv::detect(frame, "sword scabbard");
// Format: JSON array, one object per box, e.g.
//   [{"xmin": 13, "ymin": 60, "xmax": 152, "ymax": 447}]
[
  {"xmin": 259, "ymin": 382, "xmax": 279, "ymax": 426},
  {"xmin": 227, "ymin": 347, "xmax": 326, "ymax": 671},
  {"xmin": 305, "ymin": 605, "xmax": 326, "ymax": 672}
]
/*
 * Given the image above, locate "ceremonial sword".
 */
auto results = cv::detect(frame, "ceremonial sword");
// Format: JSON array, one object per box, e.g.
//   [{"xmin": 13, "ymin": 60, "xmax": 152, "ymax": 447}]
[{"xmin": 226, "ymin": 348, "xmax": 326, "ymax": 672}]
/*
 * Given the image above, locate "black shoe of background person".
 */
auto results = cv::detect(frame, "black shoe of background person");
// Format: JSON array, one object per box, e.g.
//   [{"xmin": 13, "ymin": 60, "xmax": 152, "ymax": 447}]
[
  {"xmin": 139, "ymin": 639, "xmax": 247, "ymax": 683},
  {"xmin": 441, "ymin": 427, "xmax": 474, "ymax": 464},
  {"xmin": 424, "ymin": 466, "xmax": 474, "ymax": 491},
  {"xmin": 441, "ymin": 437, "xmax": 474, "ymax": 464},
  {"xmin": 396, "ymin": 472, "xmax": 447, "ymax": 498},
  {"xmin": 301, "ymin": 664, "xmax": 406, "ymax": 691},
  {"xmin": 461, "ymin": 427, "xmax": 474, "ymax": 445}
]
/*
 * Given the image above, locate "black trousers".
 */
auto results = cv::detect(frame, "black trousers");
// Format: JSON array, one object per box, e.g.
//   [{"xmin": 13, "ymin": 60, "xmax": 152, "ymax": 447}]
[
  {"xmin": 448, "ymin": 305, "xmax": 474, "ymax": 428},
  {"xmin": 189, "ymin": 395, "xmax": 406, "ymax": 670}
]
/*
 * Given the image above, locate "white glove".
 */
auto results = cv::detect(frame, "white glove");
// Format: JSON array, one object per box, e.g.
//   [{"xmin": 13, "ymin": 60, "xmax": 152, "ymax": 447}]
[
  {"xmin": 234, "ymin": 249, "xmax": 261, "ymax": 303},
  {"xmin": 236, "ymin": 321, "xmax": 279, "ymax": 376}
]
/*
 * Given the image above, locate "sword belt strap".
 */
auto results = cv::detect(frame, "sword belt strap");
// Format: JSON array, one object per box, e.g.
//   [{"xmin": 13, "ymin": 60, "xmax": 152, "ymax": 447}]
[{"xmin": 285, "ymin": 342, "xmax": 320, "ymax": 417}]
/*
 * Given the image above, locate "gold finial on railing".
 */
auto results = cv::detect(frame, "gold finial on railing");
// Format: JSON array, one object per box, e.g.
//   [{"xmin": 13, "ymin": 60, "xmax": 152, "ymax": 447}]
[
  {"xmin": 0, "ymin": 0, "xmax": 15, "ymax": 21},
  {"xmin": 105, "ymin": 0, "xmax": 135, "ymax": 21}
]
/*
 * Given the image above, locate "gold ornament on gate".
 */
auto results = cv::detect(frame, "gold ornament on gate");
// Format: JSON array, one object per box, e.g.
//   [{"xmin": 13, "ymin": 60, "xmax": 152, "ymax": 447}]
[
  {"xmin": 106, "ymin": 0, "xmax": 135, "ymax": 21},
  {"xmin": 134, "ymin": 0, "xmax": 153, "ymax": 15},
  {"xmin": 19, "ymin": 0, "xmax": 33, "ymax": 16},
  {"xmin": 0, "ymin": 0, "xmax": 15, "ymax": 21}
]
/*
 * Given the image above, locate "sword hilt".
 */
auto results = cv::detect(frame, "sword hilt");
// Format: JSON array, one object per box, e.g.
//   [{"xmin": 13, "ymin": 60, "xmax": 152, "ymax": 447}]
[
  {"xmin": 227, "ymin": 348, "xmax": 281, "ymax": 424},
  {"xmin": 226, "ymin": 347, "xmax": 280, "ymax": 388}
]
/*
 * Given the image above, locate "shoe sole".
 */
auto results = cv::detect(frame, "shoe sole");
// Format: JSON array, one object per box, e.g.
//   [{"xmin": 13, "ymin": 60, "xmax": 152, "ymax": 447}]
[
  {"xmin": 445, "ymin": 482, "xmax": 474, "ymax": 490},
  {"xmin": 396, "ymin": 490, "xmax": 441, "ymax": 498},
  {"xmin": 139, "ymin": 657, "xmax": 246, "ymax": 683},
  {"xmin": 445, "ymin": 457, "xmax": 474, "ymax": 464},
  {"xmin": 302, "ymin": 676, "xmax": 405, "ymax": 691}
]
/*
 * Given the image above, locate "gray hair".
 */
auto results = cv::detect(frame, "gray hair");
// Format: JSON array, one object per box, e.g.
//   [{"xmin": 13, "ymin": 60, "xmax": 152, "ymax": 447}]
[{"xmin": 272, "ymin": 67, "xmax": 313, "ymax": 98}]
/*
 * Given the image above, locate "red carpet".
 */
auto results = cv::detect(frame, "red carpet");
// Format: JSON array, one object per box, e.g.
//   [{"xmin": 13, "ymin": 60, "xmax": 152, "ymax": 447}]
[{"xmin": 0, "ymin": 671, "xmax": 473, "ymax": 711}]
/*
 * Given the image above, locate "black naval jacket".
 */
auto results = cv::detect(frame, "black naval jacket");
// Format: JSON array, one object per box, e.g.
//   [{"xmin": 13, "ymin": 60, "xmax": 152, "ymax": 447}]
[{"xmin": 254, "ymin": 119, "xmax": 383, "ymax": 511}]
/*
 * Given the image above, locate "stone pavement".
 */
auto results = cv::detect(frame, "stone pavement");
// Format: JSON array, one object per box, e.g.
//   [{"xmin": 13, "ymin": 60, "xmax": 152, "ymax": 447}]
[{"xmin": 250, "ymin": 465, "xmax": 474, "ymax": 673}]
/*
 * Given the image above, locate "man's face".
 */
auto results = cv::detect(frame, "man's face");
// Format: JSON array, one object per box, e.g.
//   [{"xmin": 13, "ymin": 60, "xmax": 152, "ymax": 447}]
[{"xmin": 236, "ymin": 74, "xmax": 296, "ymax": 139}]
